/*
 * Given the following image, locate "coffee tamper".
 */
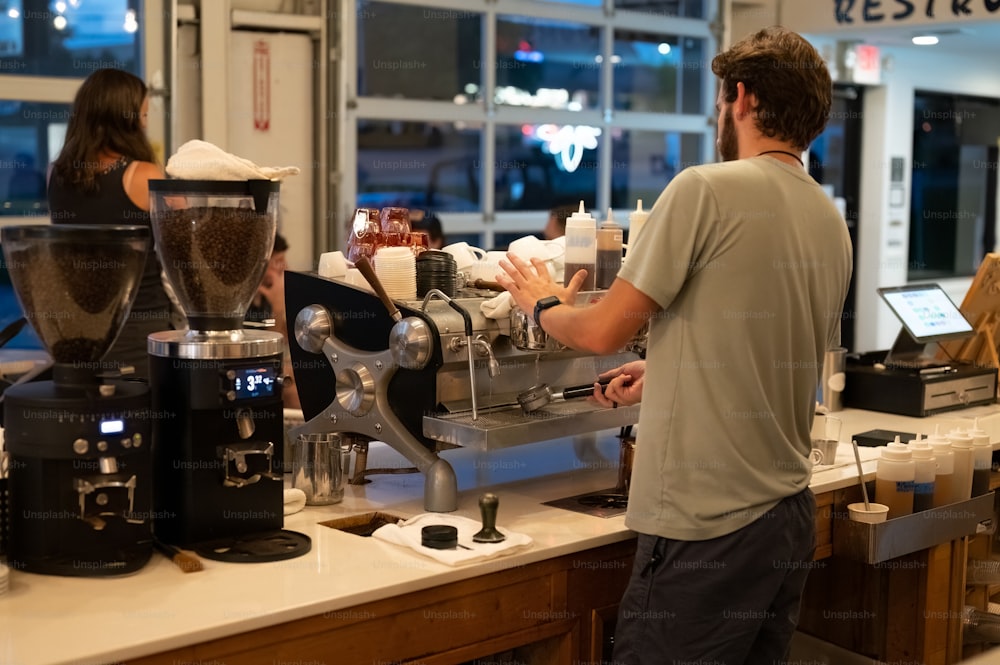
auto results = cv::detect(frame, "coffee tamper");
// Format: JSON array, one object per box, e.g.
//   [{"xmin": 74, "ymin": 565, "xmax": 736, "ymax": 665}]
[{"xmin": 472, "ymin": 493, "xmax": 506, "ymax": 543}]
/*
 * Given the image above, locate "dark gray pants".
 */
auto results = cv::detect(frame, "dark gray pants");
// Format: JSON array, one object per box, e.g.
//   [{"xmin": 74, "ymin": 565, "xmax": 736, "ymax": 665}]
[{"xmin": 612, "ymin": 489, "xmax": 816, "ymax": 665}]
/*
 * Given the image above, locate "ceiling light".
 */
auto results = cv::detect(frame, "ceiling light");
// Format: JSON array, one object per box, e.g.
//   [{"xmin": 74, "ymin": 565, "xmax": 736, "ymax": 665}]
[{"xmin": 912, "ymin": 35, "xmax": 939, "ymax": 46}]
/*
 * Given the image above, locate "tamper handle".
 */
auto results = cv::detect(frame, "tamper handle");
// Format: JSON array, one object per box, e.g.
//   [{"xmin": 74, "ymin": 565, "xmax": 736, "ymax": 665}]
[{"xmin": 472, "ymin": 492, "xmax": 506, "ymax": 543}]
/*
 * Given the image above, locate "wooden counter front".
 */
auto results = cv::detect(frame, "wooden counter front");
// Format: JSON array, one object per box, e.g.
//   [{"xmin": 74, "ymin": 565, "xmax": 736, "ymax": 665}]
[{"xmin": 129, "ymin": 540, "xmax": 636, "ymax": 665}]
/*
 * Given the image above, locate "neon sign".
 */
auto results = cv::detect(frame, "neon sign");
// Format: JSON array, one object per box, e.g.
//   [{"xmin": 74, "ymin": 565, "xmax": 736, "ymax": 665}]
[{"xmin": 533, "ymin": 124, "xmax": 601, "ymax": 173}]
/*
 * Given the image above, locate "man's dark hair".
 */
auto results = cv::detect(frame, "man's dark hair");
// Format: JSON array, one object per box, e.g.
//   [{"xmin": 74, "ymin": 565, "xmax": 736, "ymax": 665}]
[
  {"xmin": 273, "ymin": 232, "xmax": 289, "ymax": 254},
  {"xmin": 711, "ymin": 26, "xmax": 832, "ymax": 151},
  {"xmin": 410, "ymin": 213, "xmax": 445, "ymax": 246},
  {"xmin": 549, "ymin": 203, "xmax": 578, "ymax": 234}
]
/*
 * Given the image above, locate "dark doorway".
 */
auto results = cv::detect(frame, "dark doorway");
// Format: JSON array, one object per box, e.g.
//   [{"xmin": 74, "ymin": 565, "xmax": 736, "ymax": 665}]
[
  {"xmin": 909, "ymin": 92, "xmax": 1000, "ymax": 281},
  {"xmin": 809, "ymin": 84, "xmax": 863, "ymax": 353}
]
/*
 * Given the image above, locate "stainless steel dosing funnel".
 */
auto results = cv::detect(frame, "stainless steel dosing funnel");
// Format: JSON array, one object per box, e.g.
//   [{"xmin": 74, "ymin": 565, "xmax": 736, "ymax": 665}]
[{"xmin": 517, "ymin": 379, "xmax": 610, "ymax": 414}]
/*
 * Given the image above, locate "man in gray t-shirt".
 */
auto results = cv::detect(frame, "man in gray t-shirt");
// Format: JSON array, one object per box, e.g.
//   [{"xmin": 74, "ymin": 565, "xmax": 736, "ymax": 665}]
[{"xmin": 497, "ymin": 26, "xmax": 852, "ymax": 665}]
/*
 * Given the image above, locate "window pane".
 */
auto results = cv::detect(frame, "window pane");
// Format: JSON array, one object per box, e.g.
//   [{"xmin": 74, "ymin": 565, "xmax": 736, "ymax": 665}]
[
  {"xmin": 494, "ymin": 123, "xmax": 600, "ymax": 211},
  {"xmin": 357, "ymin": 1, "xmax": 482, "ymax": 102},
  {"xmin": 0, "ymin": 100, "xmax": 71, "ymax": 217},
  {"xmin": 0, "ymin": 0, "xmax": 142, "ymax": 77},
  {"xmin": 611, "ymin": 128, "xmax": 703, "ymax": 208},
  {"xmin": 615, "ymin": 0, "xmax": 705, "ymax": 19},
  {"xmin": 495, "ymin": 16, "xmax": 601, "ymax": 112},
  {"xmin": 356, "ymin": 120, "xmax": 482, "ymax": 212},
  {"xmin": 613, "ymin": 31, "xmax": 705, "ymax": 114},
  {"xmin": 909, "ymin": 91, "xmax": 1000, "ymax": 280}
]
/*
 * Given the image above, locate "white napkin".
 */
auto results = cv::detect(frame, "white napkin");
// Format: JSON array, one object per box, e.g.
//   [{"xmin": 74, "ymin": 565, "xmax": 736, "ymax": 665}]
[
  {"xmin": 166, "ymin": 140, "xmax": 301, "ymax": 181},
  {"xmin": 481, "ymin": 292, "xmax": 513, "ymax": 320},
  {"xmin": 283, "ymin": 488, "xmax": 307, "ymax": 515},
  {"xmin": 372, "ymin": 513, "xmax": 532, "ymax": 566}
]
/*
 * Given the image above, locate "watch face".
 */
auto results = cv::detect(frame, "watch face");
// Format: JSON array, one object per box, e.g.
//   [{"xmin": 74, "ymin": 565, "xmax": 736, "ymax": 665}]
[{"xmin": 534, "ymin": 296, "xmax": 560, "ymax": 326}]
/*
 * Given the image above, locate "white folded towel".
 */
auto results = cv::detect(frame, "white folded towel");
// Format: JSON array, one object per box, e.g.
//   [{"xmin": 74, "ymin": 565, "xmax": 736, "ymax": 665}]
[
  {"xmin": 166, "ymin": 140, "xmax": 301, "ymax": 181},
  {"xmin": 372, "ymin": 513, "xmax": 532, "ymax": 566},
  {"xmin": 283, "ymin": 488, "xmax": 307, "ymax": 515},
  {"xmin": 481, "ymin": 292, "xmax": 513, "ymax": 320}
]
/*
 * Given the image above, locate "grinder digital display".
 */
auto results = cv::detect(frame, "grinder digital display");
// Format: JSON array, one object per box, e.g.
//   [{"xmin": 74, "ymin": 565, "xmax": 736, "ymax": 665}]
[{"xmin": 231, "ymin": 366, "xmax": 277, "ymax": 400}]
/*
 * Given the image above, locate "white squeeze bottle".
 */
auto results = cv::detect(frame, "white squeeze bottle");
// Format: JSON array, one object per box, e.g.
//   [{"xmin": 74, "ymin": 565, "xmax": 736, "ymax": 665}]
[
  {"xmin": 927, "ymin": 426, "xmax": 955, "ymax": 508},
  {"xmin": 907, "ymin": 434, "xmax": 936, "ymax": 513},
  {"xmin": 969, "ymin": 418, "xmax": 993, "ymax": 497},
  {"xmin": 563, "ymin": 201, "xmax": 597, "ymax": 290},
  {"xmin": 625, "ymin": 199, "xmax": 649, "ymax": 262},
  {"xmin": 948, "ymin": 427, "xmax": 974, "ymax": 503},
  {"xmin": 875, "ymin": 436, "xmax": 915, "ymax": 519}
]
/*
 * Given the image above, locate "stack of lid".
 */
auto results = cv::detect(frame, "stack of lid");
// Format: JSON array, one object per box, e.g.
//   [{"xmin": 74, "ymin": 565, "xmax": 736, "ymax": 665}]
[{"xmin": 416, "ymin": 250, "xmax": 458, "ymax": 298}]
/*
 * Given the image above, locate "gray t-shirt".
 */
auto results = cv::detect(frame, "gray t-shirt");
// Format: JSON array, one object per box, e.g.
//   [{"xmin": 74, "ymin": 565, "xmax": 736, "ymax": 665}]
[{"xmin": 619, "ymin": 156, "xmax": 852, "ymax": 541}]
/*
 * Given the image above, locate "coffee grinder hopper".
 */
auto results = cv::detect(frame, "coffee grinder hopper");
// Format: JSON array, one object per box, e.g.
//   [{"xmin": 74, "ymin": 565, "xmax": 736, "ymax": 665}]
[
  {"xmin": 1, "ymin": 225, "xmax": 149, "ymax": 374},
  {"xmin": 148, "ymin": 179, "xmax": 278, "ymax": 332}
]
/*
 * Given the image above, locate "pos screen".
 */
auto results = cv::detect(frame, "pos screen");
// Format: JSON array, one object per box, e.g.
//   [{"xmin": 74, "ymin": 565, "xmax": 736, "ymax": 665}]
[{"xmin": 877, "ymin": 284, "xmax": 975, "ymax": 343}]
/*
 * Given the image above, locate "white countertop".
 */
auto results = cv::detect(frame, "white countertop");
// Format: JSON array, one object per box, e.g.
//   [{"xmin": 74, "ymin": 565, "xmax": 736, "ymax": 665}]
[
  {"xmin": 0, "ymin": 433, "xmax": 635, "ymax": 665},
  {"xmin": 2, "ymin": 404, "xmax": 999, "ymax": 665}
]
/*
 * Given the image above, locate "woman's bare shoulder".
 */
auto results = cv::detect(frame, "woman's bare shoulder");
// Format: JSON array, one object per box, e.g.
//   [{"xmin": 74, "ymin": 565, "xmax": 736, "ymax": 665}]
[{"xmin": 130, "ymin": 160, "xmax": 165, "ymax": 182}]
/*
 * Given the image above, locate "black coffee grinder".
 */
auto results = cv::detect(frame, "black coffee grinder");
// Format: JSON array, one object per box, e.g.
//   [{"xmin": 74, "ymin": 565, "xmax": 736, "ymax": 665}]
[
  {"xmin": 147, "ymin": 179, "xmax": 309, "ymax": 562},
  {"xmin": 1, "ymin": 224, "xmax": 153, "ymax": 576}
]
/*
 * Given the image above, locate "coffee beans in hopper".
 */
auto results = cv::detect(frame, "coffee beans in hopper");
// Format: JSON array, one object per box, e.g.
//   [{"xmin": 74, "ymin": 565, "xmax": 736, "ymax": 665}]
[{"xmin": 156, "ymin": 207, "xmax": 272, "ymax": 313}]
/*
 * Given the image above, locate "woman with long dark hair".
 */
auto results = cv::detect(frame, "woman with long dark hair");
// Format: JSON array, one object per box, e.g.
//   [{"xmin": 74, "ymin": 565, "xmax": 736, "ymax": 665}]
[{"xmin": 48, "ymin": 68, "xmax": 176, "ymax": 380}]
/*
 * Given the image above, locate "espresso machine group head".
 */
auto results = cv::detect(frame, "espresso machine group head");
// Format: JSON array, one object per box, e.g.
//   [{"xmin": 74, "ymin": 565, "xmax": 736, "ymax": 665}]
[
  {"xmin": 146, "ymin": 179, "xmax": 308, "ymax": 562},
  {"xmin": 1, "ymin": 224, "xmax": 153, "ymax": 576}
]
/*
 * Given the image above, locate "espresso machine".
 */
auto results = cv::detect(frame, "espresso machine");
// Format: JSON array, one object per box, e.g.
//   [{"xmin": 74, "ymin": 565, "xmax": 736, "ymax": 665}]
[
  {"xmin": 286, "ymin": 269, "xmax": 644, "ymax": 513},
  {"xmin": 1, "ymin": 225, "xmax": 153, "ymax": 576},
  {"xmin": 146, "ymin": 179, "xmax": 309, "ymax": 561}
]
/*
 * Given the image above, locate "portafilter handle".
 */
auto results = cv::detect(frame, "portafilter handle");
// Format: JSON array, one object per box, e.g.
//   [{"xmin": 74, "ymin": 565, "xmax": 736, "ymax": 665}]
[
  {"xmin": 354, "ymin": 256, "xmax": 402, "ymax": 322},
  {"xmin": 554, "ymin": 379, "xmax": 611, "ymax": 401}
]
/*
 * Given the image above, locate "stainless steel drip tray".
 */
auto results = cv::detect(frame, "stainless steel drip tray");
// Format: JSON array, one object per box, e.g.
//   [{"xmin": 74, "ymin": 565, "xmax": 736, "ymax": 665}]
[
  {"xmin": 543, "ymin": 488, "xmax": 628, "ymax": 518},
  {"xmin": 422, "ymin": 400, "xmax": 640, "ymax": 451}
]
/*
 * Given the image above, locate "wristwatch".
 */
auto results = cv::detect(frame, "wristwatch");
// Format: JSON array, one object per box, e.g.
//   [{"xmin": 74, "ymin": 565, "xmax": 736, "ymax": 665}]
[{"xmin": 533, "ymin": 296, "xmax": 561, "ymax": 327}]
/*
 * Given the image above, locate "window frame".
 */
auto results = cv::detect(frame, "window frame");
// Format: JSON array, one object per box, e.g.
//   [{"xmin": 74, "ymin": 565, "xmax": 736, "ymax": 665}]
[
  {"xmin": 338, "ymin": 0, "xmax": 717, "ymax": 250},
  {"xmin": 0, "ymin": 0, "xmax": 166, "ymax": 228}
]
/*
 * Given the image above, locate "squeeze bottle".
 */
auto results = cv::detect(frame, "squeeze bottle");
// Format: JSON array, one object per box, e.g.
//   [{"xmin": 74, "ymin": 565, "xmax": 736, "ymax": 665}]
[
  {"xmin": 625, "ymin": 199, "xmax": 649, "ymax": 262},
  {"xmin": 595, "ymin": 208, "xmax": 623, "ymax": 289},
  {"xmin": 927, "ymin": 427, "xmax": 955, "ymax": 508},
  {"xmin": 907, "ymin": 434, "xmax": 936, "ymax": 513},
  {"xmin": 969, "ymin": 418, "xmax": 993, "ymax": 496},
  {"xmin": 875, "ymin": 437, "xmax": 915, "ymax": 519},
  {"xmin": 948, "ymin": 427, "xmax": 974, "ymax": 503},
  {"xmin": 563, "ymin": 201, "xmax": 597, "ymax": 290}
]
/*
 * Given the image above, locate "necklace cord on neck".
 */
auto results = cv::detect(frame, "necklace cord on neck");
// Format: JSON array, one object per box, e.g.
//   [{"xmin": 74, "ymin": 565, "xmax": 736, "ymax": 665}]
[{"xmin": 756, "ymin": 150, "xmax": 803, "ymax": 166}]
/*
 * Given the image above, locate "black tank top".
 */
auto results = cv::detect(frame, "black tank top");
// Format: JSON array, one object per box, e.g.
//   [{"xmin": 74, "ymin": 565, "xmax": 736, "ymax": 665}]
[{"xmin": 47, "ymin": 159, "xmax": 174, "ymax": 376}]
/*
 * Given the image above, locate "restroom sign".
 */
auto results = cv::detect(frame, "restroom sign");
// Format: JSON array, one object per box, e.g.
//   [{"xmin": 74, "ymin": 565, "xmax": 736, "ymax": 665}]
[{"xmin": 253, "ymin": 40, "xmax": 271, "ymax": 131}]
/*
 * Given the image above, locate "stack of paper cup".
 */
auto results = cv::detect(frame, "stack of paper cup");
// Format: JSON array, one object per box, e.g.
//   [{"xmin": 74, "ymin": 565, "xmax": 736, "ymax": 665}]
[{"xmin": 374, "ymin": 246, "xmax": 417, "ymax": 300}]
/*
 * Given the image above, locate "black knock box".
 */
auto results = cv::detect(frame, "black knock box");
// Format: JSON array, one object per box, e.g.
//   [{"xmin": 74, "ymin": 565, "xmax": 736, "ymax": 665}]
[{"xmin": 844, "ymin": 355, "xmax": 997, "ymax": 417}]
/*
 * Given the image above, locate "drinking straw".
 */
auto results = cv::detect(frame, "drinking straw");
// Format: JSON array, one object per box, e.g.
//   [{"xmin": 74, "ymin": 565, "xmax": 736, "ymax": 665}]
[{"xmin": 852, "ymin": 439, "xmax": 871, "ymax": 510}]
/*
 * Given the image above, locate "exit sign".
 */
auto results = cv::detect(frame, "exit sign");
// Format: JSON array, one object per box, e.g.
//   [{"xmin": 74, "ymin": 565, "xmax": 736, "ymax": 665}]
[{"xmin": 851, "ymin": 44, "xmax": 881, "ymax": 85}]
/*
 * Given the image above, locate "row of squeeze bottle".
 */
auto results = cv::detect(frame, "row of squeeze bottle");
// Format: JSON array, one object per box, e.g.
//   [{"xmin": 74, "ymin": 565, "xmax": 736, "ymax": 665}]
[
  {"xmin": 874, "ymin": 421, "xmax": 993, "ymax": 519},
  {"xmin": 563, "ymin": 200, "xmax": 649, "ymax": 291}
]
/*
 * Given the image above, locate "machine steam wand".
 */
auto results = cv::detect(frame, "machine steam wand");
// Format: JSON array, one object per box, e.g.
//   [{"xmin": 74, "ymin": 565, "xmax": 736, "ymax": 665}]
[{"xmin": 422, "ymin": 289, "xmax": 500, "ymax": 421}]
